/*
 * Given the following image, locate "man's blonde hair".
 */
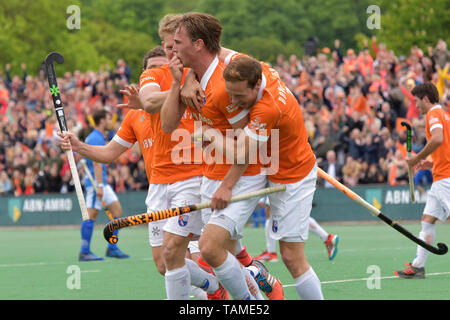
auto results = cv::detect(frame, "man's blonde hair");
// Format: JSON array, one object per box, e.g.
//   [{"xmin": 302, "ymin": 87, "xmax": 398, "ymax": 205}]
[{"xmin": 158, "ymin": 14, "xmax": 182, "ymax": 40}]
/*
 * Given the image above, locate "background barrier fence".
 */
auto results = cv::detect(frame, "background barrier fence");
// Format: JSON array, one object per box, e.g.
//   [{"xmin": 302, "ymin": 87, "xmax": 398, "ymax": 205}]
[{"xmin": 0, "ymin": 185, "xmax": 428, "ymax": 226}]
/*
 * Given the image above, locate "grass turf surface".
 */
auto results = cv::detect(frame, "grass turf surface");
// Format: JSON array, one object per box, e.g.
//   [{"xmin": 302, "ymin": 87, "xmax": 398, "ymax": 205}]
[{"xmin": 1, "ymin": 222, "xmax": 449, "ymax": 300}]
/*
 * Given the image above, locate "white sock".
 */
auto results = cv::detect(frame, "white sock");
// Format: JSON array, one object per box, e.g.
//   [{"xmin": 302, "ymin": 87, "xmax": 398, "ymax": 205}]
[
  {"xmin": 265, "ymin": 219, "xmax": 277, "ymax": 253},
  {"xmin": 412, "ymin": 221, "xmax": 436, "ymax": 268},
  {"xmin": 294, "ymin": 267, "xmax": 324, "ymax": 300},
  {"xmin": 213, "ymin": 252, "xmax": 252, "ymax": 300},
  {"xmin": 165, "ymin": 264, "xmax": 191, "ymax": 300},
  {"xmin": 184, "ymin": 258, "xmax": 219, "ymax": 294},
  {"xmin": 309, "ymin": 217, "xmax": 329, "ymax": 242},
  {"xmin": 190, "ymin": 286, "xmax": 208, "ymax": 300},
  {"xmin": 242, "ymin": 268, "xmax": 264, "ymax": 300}
]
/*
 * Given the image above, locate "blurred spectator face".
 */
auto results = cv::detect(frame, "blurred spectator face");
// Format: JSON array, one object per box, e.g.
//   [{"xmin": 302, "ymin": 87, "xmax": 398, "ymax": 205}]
[
  {"xmin": 436, "ymin": 39, "xmax": 446, "ymax": 51},
  {"xmin": 326, "ymin": 150, "xmax": 336, "ymax": 163},
  {"xmin": 351, "ymin": 128, "xmax": 361, "ymax": 139},
  {"xmin": 346, "ymin": 49, "xmax": 356, "ymax": 60},
  {"xmin": 381, "ymin": 102, "xmax": 391, "ymax": 113},
  {"xmin": 50, "ymin": 163, "xmax": 59, "ymax": 176}
]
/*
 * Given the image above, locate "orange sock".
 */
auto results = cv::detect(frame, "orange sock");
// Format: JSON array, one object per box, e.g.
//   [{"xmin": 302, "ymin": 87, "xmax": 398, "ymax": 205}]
[{"xmin": 236, "ymin": 246, "xmax": 253, "ymax": 267}]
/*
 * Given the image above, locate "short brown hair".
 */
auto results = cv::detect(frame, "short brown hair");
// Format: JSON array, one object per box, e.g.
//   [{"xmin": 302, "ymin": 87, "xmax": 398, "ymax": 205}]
[
  {"xmin": 178, "ymin": 12, "xmax": 222, "ymax": 54},
  {"xmin": 411, "ymin": 82, "xmax": 440, "ymax": 104},
  {"xmin": 158, "ymin": 14, "xmax": 182, "ymax": 40},
  {"xmin": 223, "ymin": 56, "xmax": 262, "ymax": 88},
  {"xmin": 92, "ymin": 109, "xmax": 107, "ymax": 126},
  {"xmin": 143, "ymin": 46, "xmax": 166, "ymax": 69}
]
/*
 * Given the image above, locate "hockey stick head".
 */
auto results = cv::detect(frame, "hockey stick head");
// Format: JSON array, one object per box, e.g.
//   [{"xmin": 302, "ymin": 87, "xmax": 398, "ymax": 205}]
[
  {"xmin": 400, "ymin": 121, "xmax": 411, "ymax": 131},
  {"xmin": 401, "ymin": 121, "xmax": 412, "ymax": 152},
  {"xmin": 436, "ymin": 242, "xmax": 448, "ymax": 255},
  {"xmin": 44, "ymin": 52, "xmax": 64, "ymax": 66}
]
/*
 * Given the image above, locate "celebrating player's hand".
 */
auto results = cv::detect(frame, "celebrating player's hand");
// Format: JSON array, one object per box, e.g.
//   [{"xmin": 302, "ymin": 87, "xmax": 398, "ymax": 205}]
[
  {"xmin": 211, "ymin": 184, "xmax": 232, "ymax": 211},
  {"xmin": 181, "ymin": 70, "xmax": 205, "ymax": 112},
  {"xmin": 168, "ymin": 53, "xmax": 184, "ymax": 84},
  {"xmin": 405, "ymin": 154, "xmax": 420, "ymax": 168},
  {"xmin": 118, "ymin": 85, "xmax": 143, "ymax": 109},
  {"xmin": 57, "ymin": 131, "xmax": 81, "ymax": 152}
]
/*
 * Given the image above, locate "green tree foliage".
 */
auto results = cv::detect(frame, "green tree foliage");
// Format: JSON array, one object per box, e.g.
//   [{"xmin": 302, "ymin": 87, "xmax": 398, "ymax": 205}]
[
  {"xmin": 377, "ymin": 0, "xmax": 450, "ymax": 55},
  {"xmin": 1, "ymin": 0, "xmax": 447, "ymax": 80}
]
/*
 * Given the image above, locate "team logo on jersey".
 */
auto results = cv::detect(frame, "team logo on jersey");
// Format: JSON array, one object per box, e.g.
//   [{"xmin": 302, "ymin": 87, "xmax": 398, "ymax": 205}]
[
  {"xmin": 192, "ymin": 111, "xmax": 213, "ymax": 126},
  {"xmin": 178, "ymin": 214, "xmax": 189, "ymax": 227},
  {"xmin": 428, "ymin": 117, "xmax": 439, "ymax": 125},
  {"xmin": 248, "ymin": 117, "xmax": 267, "ymax": 131},
  {"xmin": 226, "ymin": 103, "xmax": 239, "ymax": 113},
  {"xmin": 272, "ymin": 220, "xmax": 278, "ymax": 233},
  {"xmin": 140, "ymin": 114, "xmax": 145, "ymax": 122}
]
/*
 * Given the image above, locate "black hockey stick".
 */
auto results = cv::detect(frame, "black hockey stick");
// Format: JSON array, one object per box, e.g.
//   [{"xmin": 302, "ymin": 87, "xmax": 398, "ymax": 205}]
[
  {"xmin": 318, "ymin": 167, "xmax": 447, "ymax": 255},
  {"xmin": 44, "ymin": 52, "xmax": 89, "ymax": 221}
]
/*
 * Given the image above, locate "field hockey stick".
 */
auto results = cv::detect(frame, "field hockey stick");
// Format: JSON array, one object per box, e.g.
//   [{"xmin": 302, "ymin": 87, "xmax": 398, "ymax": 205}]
[
  {"xmin": 401, "ymin": 121, "xmax": 415, "ymax": 202},
  {"xmin": 44, "ymin": 52, "xmax": 90, "ymax": 221},
  {"xmin": 317, "ymin": 167, "xmax": 447, "ymax": 255},
  {"xmin": 104, "ymin": 184, "xmax": 286, "ymax": 244},
  {"xmin": 80, "ymin": 159, "xmax": 114, "ymax": 220}
]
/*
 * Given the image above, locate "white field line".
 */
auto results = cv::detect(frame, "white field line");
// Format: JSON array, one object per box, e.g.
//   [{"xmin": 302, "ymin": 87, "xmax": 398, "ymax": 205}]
[{"xmin": 283, "ymin": 271, "xmax": 450, "ymax": 287}]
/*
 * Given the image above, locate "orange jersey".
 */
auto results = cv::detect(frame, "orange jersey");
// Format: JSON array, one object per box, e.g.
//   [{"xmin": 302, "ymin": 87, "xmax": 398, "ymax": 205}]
[
  {"xmin": 189, "ymin": 56, "xmax": 262, "ymax": 180},
  {"xmin": 114, "ymin": 109, "xmax": 153, "ymax": 183},
  {"xmin": 425, "ymin": 105, "xmax": 450, "ymax": 182},
  {"xmin": 226, "ymin": 52, "xmax": 316, "ymax": 182},
  {"xmin": 243, "ymin": 62, "xmax": 316, "ymax": 183},
  {"xmin": 139, "ymin": 65, "xmax": 203, "ymax": 184}
]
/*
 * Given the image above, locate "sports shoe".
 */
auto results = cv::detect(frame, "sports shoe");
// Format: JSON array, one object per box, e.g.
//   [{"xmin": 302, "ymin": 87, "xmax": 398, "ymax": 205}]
[
  {"xmin": 394, "ymin": 262, "xmax": 425, "ymax": 279},
  {"xmin": 325, "ymin": 234, "xmax": 339, "ymax": 260},
  {"xmin": 253, "ymin": 250, "xmax": 279, "ymax": 262},
  {"xmin": 197, "ymin": 256, "xmax": 230, "ymax": 300},
  {"xmin": 79, "ymin": 252, "xmax": 104, "ymax": 261},
  {"xmin": 207, "ymin": 282, "xmax": 229, "ymax": 300},
  {"xmin": 250, "ymin": 260, "xmax": 284, "ymax": 300},
  {"xmin": 106, "ymin": 247, "xmax": 130, "ymax": 259}
]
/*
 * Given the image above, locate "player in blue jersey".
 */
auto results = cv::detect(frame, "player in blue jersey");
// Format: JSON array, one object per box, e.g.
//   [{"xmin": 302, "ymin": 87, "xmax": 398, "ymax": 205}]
[{"xmin": 79, "ymin": 108, "xmax": 129, "ymax": 261}]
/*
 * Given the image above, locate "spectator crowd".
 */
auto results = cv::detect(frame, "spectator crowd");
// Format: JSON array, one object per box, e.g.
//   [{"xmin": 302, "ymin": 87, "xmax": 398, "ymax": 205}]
[{"xmin": 0, "ymin": 37, "xmax": 449, "ymax": 196}]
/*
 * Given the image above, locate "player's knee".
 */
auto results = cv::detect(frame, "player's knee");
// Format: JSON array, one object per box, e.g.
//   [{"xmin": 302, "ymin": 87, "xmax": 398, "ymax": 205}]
[
  {"xmin": 280, "ymin": 250, "xmax": 309, "ymax": 277},
  {"xmin": 198, "ymin": 236, "xmax": 217, "ymax": 263},
  {"xmin": 162, "ymin": 236, "xmax": 186, "ymax": 265}
]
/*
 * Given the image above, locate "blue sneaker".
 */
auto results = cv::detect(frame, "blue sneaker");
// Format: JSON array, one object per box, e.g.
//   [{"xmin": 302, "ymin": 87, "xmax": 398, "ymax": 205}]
[
  {"xmin": 325, "ymin": 234, "xmax": 339, "ymax": 260},
  {"xmin": 106, "ymin": 247, "xmax": 130, "ymax": 259},
  {"xmin": 79, "ymin": 252, "xmax": 104, "ymax": 261}
]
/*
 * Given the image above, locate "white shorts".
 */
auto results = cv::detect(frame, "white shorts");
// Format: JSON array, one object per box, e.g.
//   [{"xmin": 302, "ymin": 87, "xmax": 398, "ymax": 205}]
[
  {"xmin": 201, "ymin": 174, "xmax": 268, "ymax": 240},
  {"xmin": 146, "ymin": 176, "xmax": 203, "ymax": 247},
  {"xmin": 85, "ymin": 184, "xmax": 118, "ymax": 210},
  {"xmin": 424, "ymin": 177, "xmax": 450, "ymax": 222},
  {"xmin": 268, "ymin": 164, "xmax": 317, "ymax": 242},
  {"xmin": 188, "ymin": 240, "xmax": 200, "ymax": 255}
]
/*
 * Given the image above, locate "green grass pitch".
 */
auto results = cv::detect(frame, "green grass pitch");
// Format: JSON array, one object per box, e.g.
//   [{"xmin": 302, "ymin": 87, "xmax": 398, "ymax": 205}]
[{"xmin": 1, "ymin": 222, "xmax": 449, "ymax": 300}]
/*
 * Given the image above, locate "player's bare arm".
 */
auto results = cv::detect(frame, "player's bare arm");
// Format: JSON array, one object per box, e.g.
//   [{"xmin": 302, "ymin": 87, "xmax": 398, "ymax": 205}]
[
  {"xmin": 406, "ymin": 127, "xmax": 443, "ymax": 167},
  {"xmin": 58, "ymin": 131, "xmax": 128, "ymax": 163},
  {"xmin": 209, "ymin": 115, "xmax": 253, "ymax": 210},
  {"xmin": 119, "ymin": 84, "xmax": 169, "ymax": 114},
  {"xmin": 160, "ymin": 54, "xmax": 186, "ymax": 133}
]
